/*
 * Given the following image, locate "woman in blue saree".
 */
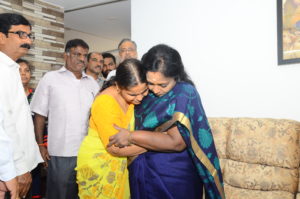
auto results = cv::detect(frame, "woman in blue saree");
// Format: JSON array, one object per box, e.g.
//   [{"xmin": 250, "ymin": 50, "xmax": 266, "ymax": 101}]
[{"xmin": 109, "ymin": 44, "xmax": 225, "ymax": 199}]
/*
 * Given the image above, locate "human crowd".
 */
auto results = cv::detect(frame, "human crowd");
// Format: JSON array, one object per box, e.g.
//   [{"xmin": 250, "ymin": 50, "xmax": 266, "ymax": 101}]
[{"xmin": 0, "ymin": 13, "xmax": 225, "ymax": 199}]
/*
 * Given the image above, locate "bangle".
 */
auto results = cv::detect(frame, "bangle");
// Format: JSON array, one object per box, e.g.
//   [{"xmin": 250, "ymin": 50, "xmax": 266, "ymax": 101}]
[{"xmin": 38, "ymin": 143, "xmax": 45, "ymax": 147}]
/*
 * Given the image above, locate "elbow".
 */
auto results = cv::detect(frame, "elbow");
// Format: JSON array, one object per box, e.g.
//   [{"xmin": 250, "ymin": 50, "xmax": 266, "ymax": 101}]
[
  {"xmin": 106, "ymin": 147, "xmax": 119, "ymax": 157},
  {"xmin": 106, "ymin": 146, "xmax": 126, "ymax": 157},
  {"xmin": 172, "ymin": 141, "xmax": 186, "ymax": 152},
  {"xmin": 165, "ymin": 126, "xmax": 186, "ymax": 152},
  {"xmin": 165, "ymin": 135, "xmax": 187, "ymax": 152}
]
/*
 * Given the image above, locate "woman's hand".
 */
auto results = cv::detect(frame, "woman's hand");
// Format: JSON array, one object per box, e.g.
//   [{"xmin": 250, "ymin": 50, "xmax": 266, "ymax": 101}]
[{"xmin": 107, "ymin": 124, "xmax": 131, "ymax": 148}]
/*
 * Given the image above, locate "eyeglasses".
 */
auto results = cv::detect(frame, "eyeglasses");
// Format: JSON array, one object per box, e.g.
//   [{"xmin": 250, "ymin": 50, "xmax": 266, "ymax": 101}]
[
  {"xmin": 119, "ymin": 48, "xmax": 136, "ymax": 53},
  {"xmin": 8, "ymin": 31, "xmax": 35, "ymax": 41}
]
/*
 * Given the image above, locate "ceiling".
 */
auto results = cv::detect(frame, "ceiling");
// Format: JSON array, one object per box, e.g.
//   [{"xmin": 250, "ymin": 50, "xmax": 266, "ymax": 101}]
[{"xmin": 43, "ymin": 0, "xmax": 131, "ymax": 42}]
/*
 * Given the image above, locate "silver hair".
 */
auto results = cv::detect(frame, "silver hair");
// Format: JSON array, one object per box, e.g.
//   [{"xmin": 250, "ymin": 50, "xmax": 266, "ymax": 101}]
[{"xmin": 118, "ymin": 38, "xmax": 137, "ymax": 50}]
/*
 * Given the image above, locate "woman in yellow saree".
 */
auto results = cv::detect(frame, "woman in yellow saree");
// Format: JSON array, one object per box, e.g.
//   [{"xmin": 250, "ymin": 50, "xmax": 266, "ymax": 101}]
[{"xmin": 76, "ymin": 59, "xmax": 148, "ymax": 199}]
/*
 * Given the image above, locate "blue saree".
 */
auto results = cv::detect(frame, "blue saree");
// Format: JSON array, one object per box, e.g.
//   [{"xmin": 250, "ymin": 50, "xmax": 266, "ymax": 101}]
[{"xmin": 129, "ymin": 82, "xmax": 225, "ymax": 199}]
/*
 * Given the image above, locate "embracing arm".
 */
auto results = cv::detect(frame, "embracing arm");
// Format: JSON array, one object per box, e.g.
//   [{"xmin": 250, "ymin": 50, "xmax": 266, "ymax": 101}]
[
  {"xmin": 108, "ymin": 125, "xmax": 186, "ymax": 152},
  {"xmin": 133, "ymin": 126, "xmax": 186, "ymax": 151},
  {"xmin": 106, "ymin": 144, "xmax": 146, "ymax": 157},
  {"xmin": 92, "ymin": 95, "xmax": 147, "ymax": 157}
]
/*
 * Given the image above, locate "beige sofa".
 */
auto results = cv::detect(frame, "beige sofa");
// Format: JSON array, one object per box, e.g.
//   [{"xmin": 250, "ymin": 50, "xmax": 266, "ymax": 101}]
[{"xmin": 209, "ymin": 118, "xmax": 300, "ymax": 199}]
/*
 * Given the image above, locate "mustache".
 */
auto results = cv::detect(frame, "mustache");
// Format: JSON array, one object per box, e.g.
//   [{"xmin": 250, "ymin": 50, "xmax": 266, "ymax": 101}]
[{"xmin": 20, "ymin": 43, "xmax": 31, "ymax": 49}]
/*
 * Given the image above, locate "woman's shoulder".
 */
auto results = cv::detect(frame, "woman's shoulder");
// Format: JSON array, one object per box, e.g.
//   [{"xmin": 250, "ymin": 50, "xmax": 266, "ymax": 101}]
[
  {"xmin": 93, "ymin": 94, "xmax": 119, "ymax": 110},
  {"xmin": 91, "ymin": 94, "xmax": 125, "ymax": 117},
  {"xmin": 94, "ymin": 93, "xmax": 116, "ymax": 104},
  {"xmin": 174, "ymin": 82, "xmax": 197, "ymax": 95}
]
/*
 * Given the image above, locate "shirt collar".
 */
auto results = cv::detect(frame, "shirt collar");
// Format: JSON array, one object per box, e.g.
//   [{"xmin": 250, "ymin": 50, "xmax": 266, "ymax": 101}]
[
  {"xmin": 58, "ymin": 66, "xmax": 88, "ymax": 79},
  {"xmin": 82, "ymin": 71, "xmax": 88, "ymax": 78}
]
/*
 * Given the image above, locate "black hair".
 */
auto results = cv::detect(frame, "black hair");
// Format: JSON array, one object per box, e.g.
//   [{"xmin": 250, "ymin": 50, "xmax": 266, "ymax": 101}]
[
  {"xmin": 16, "ymin": 58, "xmax": 33, "ymax": 72},
  {"xmin": 65, "ymin": 39, "xmax": 89, "ymax": 53},
  {"xmin": 0, "ymin": 13, "xmax": 31, "ymax": 35},
  {"xmin": 101, "ymin": 58, "xmax": 146, "ymax": 91},
  {"xmin": 141, "ymin": 44, "xmax": 194, "ymax": 86},
  {"xmin": 87, "ymin": 52, "xmax": 101, "ymax": 62},
  {"xmin": 87, "ymin": 52, "xmax": 93, "ymax": 62},
  {"xmin": 102, "ymin": 52, "xmax": 116, "ymax": 64}
]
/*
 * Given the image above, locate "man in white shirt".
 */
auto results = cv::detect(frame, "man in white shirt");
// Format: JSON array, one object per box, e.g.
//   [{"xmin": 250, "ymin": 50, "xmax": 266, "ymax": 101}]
[
  {"xmin": 30, "ymin": 39, "xmax": 99, "ymax": 199},
  {"xmin": 0, "ymin": 104, "xmax": 17, "ymax": 199},
  {"xmin": 0, "ymin": 13, "xmax": 43, "ymax": 199},
  {"xmin": 106, "ymin": 38, "xmax": 138, "ymax": 80}
]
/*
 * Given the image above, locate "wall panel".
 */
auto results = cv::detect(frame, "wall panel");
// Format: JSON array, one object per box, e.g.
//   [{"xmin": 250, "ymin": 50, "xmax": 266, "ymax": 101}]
[{"xmin": 0, "ymin": 0, "xmax": 64, "ymax": 85}]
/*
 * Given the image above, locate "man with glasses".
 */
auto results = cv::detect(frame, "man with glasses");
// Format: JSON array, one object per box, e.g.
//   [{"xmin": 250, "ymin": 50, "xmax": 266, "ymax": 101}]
[
  {"xmin": 30, "ymin": 39, "xmax": 99, "ymax": 199},
  {"xmin": 0, "ymin": 13, "xmax": 43, "ymax": 199},
  {"xmin": 106, "ymin": 38, "xmax": 138, "ymax": 80},
  {"xmin": 118, "ymin": 38, "xmax": 138, "ymax": 62}
]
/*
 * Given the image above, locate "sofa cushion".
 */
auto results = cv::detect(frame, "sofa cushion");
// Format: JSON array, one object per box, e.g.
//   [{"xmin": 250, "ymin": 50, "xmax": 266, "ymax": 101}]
[
  {"xmin": 227, "ymin": 118, "xmax": 299, "ymax": 169},
  {"xmin": 298, "ymin": 166, "xmax": 300, "ymax": 199},
  {"xmin": 223, "ymin": 159, "xmax": 298, "ymax": 193},
  {"xmin": 208, "ymin": 118, "xmax": 232, "ymax": 159},
  {"xmin": 298, "ymin": 136, "xmax": 300, "ymax": 197},
  {"xmin": 209, "ymin": 117, "xmax": 300, "ymax": 198},
  {"xmin": 224, "ymin": 183, "xmax": 295, "ymax": 199}
]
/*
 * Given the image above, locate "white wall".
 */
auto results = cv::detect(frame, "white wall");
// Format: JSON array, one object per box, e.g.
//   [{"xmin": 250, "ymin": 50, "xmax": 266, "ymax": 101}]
[{"xmin": 132, "ymin": 0, "xmax": 300, "ymax": 121}]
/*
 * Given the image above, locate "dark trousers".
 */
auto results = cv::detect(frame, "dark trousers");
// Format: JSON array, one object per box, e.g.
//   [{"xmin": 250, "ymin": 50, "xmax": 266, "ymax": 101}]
[
  {"xmin": 46, "ymin": 156, "xmax": 78, "ymax": 199},
  {"xmin": 31, "ymin": 164, "xmax": 42, "ymax": 198}
]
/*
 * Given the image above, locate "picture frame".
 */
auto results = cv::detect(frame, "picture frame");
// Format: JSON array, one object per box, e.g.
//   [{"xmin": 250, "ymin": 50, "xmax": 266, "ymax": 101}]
[{"xmin": 277, "ymin": 0, "xmax": 300, "ymax": 65}]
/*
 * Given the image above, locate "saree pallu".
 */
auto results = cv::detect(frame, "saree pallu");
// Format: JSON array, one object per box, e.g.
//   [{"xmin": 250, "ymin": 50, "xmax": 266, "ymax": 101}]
[
  {"xmin": 129, "ymin": 82, "xmax": 225, "ymax": 199},
  {"xmin": 76, "ymin": 128, "xmax": 130, "ymax": 199}
]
